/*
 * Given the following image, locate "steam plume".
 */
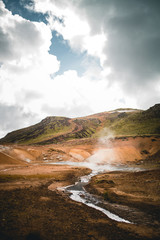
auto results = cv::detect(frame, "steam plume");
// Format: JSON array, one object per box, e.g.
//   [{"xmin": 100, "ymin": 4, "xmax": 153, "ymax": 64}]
[{"xmin": 88, "ymin": 128, "xmax": 117, "ymax": 165}]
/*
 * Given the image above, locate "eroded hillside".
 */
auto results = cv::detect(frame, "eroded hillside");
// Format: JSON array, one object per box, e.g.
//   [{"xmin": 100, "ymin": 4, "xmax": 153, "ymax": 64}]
[{"xmin": 0, "ymin": 104, "xmax": 159, "ymax": 145}]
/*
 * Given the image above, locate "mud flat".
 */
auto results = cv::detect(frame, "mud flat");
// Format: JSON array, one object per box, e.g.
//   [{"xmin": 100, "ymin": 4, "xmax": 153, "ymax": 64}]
[
  {"xmin": 0, "ymin": 164, "xmax": 160, "ymax": 240},
  {"xmin": 0, "ymin": 176, "xmax": 159, "ymax": 240},
  {"xmin": 0, "ymin": 138, "xmax": 160, "ymax": 240},
  {"xmin": 85, "ymin": 169, "xmax": 160, "ymax": 238}
]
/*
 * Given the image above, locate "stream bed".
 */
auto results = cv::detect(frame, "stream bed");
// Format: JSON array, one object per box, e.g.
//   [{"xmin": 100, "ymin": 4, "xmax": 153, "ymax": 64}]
[{"xmin": 48, "ymin": 161, "xmax": 140, "ymax": 224}]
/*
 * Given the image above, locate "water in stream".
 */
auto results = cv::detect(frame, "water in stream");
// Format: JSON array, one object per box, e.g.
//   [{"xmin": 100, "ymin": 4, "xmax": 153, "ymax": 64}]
[{"xmin": 48, "ymin": 161, "xmax": 137, "ymax": 224}]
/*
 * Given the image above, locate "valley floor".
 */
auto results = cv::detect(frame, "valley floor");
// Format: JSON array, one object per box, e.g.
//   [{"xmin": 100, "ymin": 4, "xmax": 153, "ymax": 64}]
[
  {"xmin": 0, "ymin": 170, "xmax": 160, "ymax": 240},
  {"xmin": 0, "ymin": 136, "xmax": 160, "ymax": 240},
  {"xmin": 0, "ymin": 180, "xmax": 153, "ymax": 240}
]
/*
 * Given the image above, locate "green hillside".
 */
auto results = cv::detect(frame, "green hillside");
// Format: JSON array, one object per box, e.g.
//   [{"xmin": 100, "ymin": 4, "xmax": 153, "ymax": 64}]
[
  {"xmin": 0, "ymin": 117, "xmax": 72, "ymax": 144},
  {"xmin": 0, "ymin": 104, "xmax": 160, "ymax": 145},
  {"xmin": 103, "ymin": 111, "xmax": 160, "ymax": 136},
  {"xmin": 31, "ymin": 118, "xmax": 101, "ymax": 145}
]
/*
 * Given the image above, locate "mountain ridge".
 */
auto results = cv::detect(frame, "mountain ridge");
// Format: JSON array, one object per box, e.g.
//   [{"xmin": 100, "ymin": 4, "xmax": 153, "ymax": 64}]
[{"xmin": 0, "ymin": 104, "xmax": 160, "ymax": 145}]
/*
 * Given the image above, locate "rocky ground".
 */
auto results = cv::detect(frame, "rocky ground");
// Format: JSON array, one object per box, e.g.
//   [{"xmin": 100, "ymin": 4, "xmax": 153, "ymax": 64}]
[
  {"xmin": 1, "ymin": 180, "xmax": 155, "ymax": 240},
  {"xmin": 0, "ymin": 136, "xmax": 160, "ymax": 240},
  {"xmin": 86, "ymin": 170, "xmax": 160, "ymax": 232}
]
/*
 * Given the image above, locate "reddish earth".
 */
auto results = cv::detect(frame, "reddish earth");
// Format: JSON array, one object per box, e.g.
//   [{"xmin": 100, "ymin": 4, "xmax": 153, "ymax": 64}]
[{"xmin": 0, "ymin": 136, "xmax": 160, "ymax": 239}]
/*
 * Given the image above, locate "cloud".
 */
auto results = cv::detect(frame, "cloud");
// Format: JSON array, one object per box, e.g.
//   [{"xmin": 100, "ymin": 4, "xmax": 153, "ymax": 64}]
[
  {"xmin": 0, "ymin": 0, "xmax": 135, "ymax": 126},
  {"xmin": 28, "ymin": 0, "xmax": 107, "ymax": 66},
  {"xmin": 0, "ymin": 0, "xmax": 159, "ymax": 137},
  {"xmin": 0, "ymin": 1, "xmax": 59, "ymax": 74},
  {"xmin": 0, "ymin": 103, "xmax": 38, "ymax": 137},
  {"xmin": 39, "ymin": 69, "xmax": 137, "ymax": 117},
  {"xmin": 28, "ymin": 0, "xmax": 160, "ymax": 108},
  {"xmin": 0, "ymin": 0, "xmax": 136, "ymax": 139},
  {"xmin": 0, "ymin": 0, "xmax": 60, "ymax": 136},
  {"xmin": 79, "ymin": 1, "xmax": 160, "ymax": 97}
]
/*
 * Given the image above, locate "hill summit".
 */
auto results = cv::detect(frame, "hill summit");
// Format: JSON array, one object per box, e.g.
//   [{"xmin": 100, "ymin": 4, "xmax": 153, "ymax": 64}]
[
  {"xmin": 0, "ymin": 104, "xmax": 160, "ymax": 145},
  {"xmin": 144, "ymin": 104, "xmax": 160, "ymax": 118}
]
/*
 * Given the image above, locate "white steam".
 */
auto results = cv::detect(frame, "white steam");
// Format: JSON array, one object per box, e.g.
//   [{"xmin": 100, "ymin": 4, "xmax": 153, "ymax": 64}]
[
  {"xmin": 98, "ymin": 128, "xmax": 114, "ymax": 146},
  {"xmin": 87, "ymin": 128, "xmax": 117, "ymax": 165}
]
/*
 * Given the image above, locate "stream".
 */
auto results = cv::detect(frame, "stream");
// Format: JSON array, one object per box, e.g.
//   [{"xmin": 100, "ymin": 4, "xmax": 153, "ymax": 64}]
[{"xmin": 48, "ymin": 161, "xmax": 139, "ymax": 224}]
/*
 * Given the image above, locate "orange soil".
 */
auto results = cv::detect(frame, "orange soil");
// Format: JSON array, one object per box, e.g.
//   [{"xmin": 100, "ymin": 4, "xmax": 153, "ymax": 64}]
[
  {"xmin": 0, "ymin": 136, "xmax": 160, "ymax": 239},
  {"xmin": 0, "ymin": 152, "xmax": 25, "ymax": 165},
  {"xmin": 0, "ymin": 136, "xmax": 159, "ymax": 166}
]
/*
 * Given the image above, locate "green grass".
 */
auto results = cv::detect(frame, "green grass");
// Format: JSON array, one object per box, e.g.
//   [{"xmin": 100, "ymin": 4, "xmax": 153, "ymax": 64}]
[
  {"xmin": 0, "ymin": 173, "xmax": 68, "ymax": 182},
  {"xmin": 0, "ymin": 174, "xmax": 57, "ymax": 182},
  {"xmin": 103, "ymin": 191, "xmax": 110, "ymax": 201},
  {"xmin": 1, "ymin": 117, "xmax": 72, "ymax": 144},
  {"xmin": 0, "ymin": 175, "xmax": 25, "ymax": 182},
  {"xmin": 102, "ymin": 112, "xmax": 160, "ymax": 136},
  {"xmin": 1, "ymin": 105, "xmax": 160, "ymax": 144},
  {"xmin": 22, "ymin": 125, "xmax": 72, "ymax": 144}
]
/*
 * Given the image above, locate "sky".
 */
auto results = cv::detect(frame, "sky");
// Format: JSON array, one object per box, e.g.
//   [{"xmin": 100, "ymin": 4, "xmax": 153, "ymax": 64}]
[{"xmin": 0, "ymin": 0, "xmax": 160, "ymax": 137}]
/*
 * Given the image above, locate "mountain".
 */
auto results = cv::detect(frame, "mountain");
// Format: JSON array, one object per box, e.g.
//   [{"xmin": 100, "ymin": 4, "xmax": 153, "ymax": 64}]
[
  {"xmin": 102, "ymin": 104, "xmax": 160, "ymax": 136},
  {"xmin": 0, "ymin": 116, "xmax": 101, "ymax": 145},
  {"xmin": 0, "ymin": 104, "xmax": 160, "ymax": 145}
]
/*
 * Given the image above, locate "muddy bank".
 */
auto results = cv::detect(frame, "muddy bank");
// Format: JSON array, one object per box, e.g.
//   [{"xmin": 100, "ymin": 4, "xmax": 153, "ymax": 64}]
[
  {"xmin": 0, "ymin": 165, "xmax": 90, "ymax": 190},
  {"xmin": 0, "ymin": 137, "xmax": 160, "ymax": 239},
  {"xmin": 0, "ymin": 164, "xmax": 160, "ymax": 239},
  {"xmin": 1, "ymin": 136, "xmax": 160, "ymax": 165},
  {"xmin": 85, "ymin": 169, "xmax": 160, "ymax": 232},
  {"xmin": 1, "ymin": 181, "xmax": 159, "ymax": 240}
]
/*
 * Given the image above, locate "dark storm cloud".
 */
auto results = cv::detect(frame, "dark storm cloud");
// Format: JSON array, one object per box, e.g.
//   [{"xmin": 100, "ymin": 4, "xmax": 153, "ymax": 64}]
[
  {"xmin": 0, "ymin": 104, "xmax": 38, "ymax": 137},
  {"xmin": 0, "ymin": 20, "xmax": 43, "ymax": 63},
  {"xmin": 80, "ymin": 0, "xmax": 160, "ymax": 91},
  {"xmin": 0, "ymin": 29, "xmax": 13, "ymax": 61},
  {"xmin": 106, "ymin": 0, "xmax": 160, "ymax": 80}
]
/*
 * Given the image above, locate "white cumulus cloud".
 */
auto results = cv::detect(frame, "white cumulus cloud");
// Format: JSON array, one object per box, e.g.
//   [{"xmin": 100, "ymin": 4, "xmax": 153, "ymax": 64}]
[
  {"xmin": 0, "ymin": 0, "xmax": 60, "ymax": 136},
  {"xmin": 28, "ymin": 0, "xmax": 107, "ymax": 67},
  {"xmin": 1, "ymin": 0, "xmax": 159, "ymax": 138},
  {"xmin": 28, "ymin": 0, "xmax": 160, "ymax": 109}
]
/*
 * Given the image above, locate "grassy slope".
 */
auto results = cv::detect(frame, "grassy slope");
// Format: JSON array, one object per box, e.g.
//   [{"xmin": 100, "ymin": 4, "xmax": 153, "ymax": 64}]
[
  {"xmin": 103, "ymin": 111, "xmax": 160, "ymax": 136},
  {"xmin": 0, "ymin": 117, "xmax": 72, "ymax": 144},
  {"xmin": 0, "ymin": 104, "xmax": 160, "ymax": 144},
  {"xmin": 32, "ymin": 118, "xmax": 101, "ymax": 145},
  {"xmin": 0, "ymin": 116, "xmax": 101, "ymax": 145}
]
